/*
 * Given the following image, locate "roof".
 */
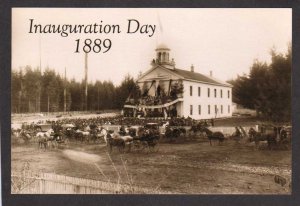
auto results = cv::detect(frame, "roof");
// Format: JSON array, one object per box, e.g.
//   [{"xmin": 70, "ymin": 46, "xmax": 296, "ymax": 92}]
[
  {"xmin": 171, "ymin": 68, "xmax": 231, "ymax": 87},
  {"xmin": 137, "ymin": 63, "xmax": 232, "ymax": 87},
  {"xmin": 155, "ymin": 43, "xmax": 170, "ymax": 51}
]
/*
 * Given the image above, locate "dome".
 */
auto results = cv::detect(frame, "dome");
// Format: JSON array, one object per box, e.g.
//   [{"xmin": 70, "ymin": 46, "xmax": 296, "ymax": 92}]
[{"xmin": 155, "ymin": 43, "xmax": 170, "ymax": 51}]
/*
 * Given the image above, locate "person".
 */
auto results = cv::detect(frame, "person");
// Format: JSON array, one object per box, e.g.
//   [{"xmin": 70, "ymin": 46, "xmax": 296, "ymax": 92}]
[
  {"xmin": 235, "ymin": 126, "xmax": 241, "ymax": 137},
  {"xmin": 163, "ymin": 108, "xmax": 168, "ymax": 120}
]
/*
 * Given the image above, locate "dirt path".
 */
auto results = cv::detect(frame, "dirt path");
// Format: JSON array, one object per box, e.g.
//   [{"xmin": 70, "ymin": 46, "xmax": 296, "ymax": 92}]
[{"xmin": 62, "ymin": 149, "xmax": 102, "ymax": 164}]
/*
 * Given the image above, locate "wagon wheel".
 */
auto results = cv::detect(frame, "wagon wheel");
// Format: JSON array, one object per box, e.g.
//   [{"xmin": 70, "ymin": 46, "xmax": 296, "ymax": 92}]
[
  {"xmin": 127, "ymin": 142, "xmax": 132, "ymax": 153},
  {"xmin": 85, "ymin": 136, "xmax": 90, "ymax": 144},
  {"xmin": 118, "ymin": 142, "xmax": 125, "ymax": 153},
  {"xmin": 133, "ymin": 141, "xmax": 142, "ymax": 153},
  {"xmin": 64, "ymin": 138, "xmax": 70, "ymax": 148},
  {"xmin": 279, "ymin": 139, "xmax": 290, "ymax": 150},
  {"xmin": 107, "ymin": 144, "xmax": 113, "ymax": 153},
  {"xmin": 149, "ymin": 140, "xmax": 159, "ymax": 153},
  {"xmin": 138, "ymin": 141, "xmax": 149, "ymax": 153},
  {"xmin": 95, "ymin": 137, "xmax": 101, "ymax": 144},
  {"xmin": 52, "ymin": 140, "xmax": 58, "ymax": 149}
]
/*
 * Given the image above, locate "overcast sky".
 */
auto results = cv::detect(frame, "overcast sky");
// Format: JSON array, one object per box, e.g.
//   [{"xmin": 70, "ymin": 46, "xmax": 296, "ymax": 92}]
[{"xmin": 12, "ymin": 8, "xmax": 291, "ymax": 85}]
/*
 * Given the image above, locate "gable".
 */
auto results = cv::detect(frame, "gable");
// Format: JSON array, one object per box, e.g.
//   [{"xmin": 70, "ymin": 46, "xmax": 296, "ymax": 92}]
[{"xmin": 137, "ymin": 66, "xmax": 182, "ymax": 82}]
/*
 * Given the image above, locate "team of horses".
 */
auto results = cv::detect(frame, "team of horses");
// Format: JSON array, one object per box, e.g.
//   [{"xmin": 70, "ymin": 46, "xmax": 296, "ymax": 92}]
[{"xmin": 105, "ymin": 126, "xmax": 161, "ymax": 153}]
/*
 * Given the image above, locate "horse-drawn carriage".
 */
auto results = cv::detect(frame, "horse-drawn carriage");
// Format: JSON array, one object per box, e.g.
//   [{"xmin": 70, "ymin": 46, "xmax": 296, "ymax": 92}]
[
  {"xmin": 35, "ymin": 123, "xmax": 70, "ymax": 149},
  {"xmin": 134, "ymin": 123, "xmax": 160, "ymax": 152},
  {"xmin": 248, "ymin": 124, "xmax": 291, "ymax": 150},
  {"xmin": 106, "ymin": 123, "xmax": 160, "ymax": 153},
  {"xmin": 61, "ymin": 124, "xmax": 76, "ymax": 138}
]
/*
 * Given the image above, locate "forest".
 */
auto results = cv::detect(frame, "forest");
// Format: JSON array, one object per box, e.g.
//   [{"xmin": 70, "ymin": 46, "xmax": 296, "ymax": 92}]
[{"xmin": 11, "ymin": 68, "xmax": 135, "ymax": 113}]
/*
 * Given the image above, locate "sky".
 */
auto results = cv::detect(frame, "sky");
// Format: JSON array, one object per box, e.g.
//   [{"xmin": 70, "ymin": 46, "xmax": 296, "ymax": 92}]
[{"xmin": 12, "ymin": 8, "xmax": 291, "ymax": 85}]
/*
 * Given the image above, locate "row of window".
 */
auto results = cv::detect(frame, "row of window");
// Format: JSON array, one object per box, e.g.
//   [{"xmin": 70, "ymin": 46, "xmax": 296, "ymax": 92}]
[
  {"xmin": 190, "ymin": 105, "xmax": 231, "ymax": 115},
  {"xmin": 189, "ymin": 86, "xmax": 230, "ymax": 98}
]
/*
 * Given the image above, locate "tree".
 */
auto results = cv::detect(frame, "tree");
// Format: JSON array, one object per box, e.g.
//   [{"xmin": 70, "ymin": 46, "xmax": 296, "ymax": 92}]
[
  {"xmin": 22, "ymin": 66, "xmax": 41, "ymax": 112},
  {"xmin": 229, "ymin": 44, "xmax": 291, "ymax": 122},
  {"xmin": 11, "ymin": 71, "xmax": 21, "ymax": 113},
  {"xmin": 116, "ymin": 74, "xmax": 136, "ymax": 108}
]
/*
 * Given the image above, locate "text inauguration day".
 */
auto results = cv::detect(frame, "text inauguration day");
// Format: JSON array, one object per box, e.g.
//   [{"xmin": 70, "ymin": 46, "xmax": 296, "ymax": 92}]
[{"xmin": 28, "ymin": 19, "xmax": 157, "ymax": 37}]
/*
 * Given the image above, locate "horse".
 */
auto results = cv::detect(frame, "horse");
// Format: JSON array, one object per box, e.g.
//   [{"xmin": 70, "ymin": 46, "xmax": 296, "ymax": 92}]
[
  {"xmin": 36, "ymin": 129, "xmax": 54, "ymax": 150},
  {"xmin": 106, "ymin": 132, "xmax": 127, "ymax": 153},
  {"xmin": 165, "ymin": 127, "xmax": 182, "ymax": 142},
  {"xmin": 231, "ymin": 126, "xmax": 244, "ymax": 143},
  {"xmin": 199, "ymin": 126, "xmax": 225, "ymax": 146},
  {"xmin": 19, "ymin": 129, "xmax": 32, "ymax": 143},
  {"xmin": 248, "ymin": 127, "xmax": 277, "ymax": 149},
  {"xmin": 91, "ymin": 127, "xmax": 109, "ymax": 144},
  {"xmin": 248, "ymin": 127, "xmax": 259, "ymax": 144},
  {"xmin": 75, "ymin": 129, "xmax": 90, "ymax": 143}
]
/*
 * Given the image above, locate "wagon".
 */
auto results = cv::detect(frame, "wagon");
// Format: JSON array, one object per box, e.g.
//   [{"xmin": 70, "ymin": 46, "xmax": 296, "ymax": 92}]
[
  {"xmin": 61, "ymin": 124, "xmax": 76, "ymax": 138},
  {"xmin": 250, "ymin": 124, "xmax": 291, "ymax": 150},
  {"xmin": 129, "ymin": 123, "xmax": 160, "ymax": 153},
  {"xmin": 50, "ymin": 131, "xmax": 70, "ymax": 148}
]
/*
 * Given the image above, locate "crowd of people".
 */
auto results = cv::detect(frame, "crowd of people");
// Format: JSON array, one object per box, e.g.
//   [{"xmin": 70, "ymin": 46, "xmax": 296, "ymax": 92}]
[{"xmin": 16, "ymin": 115, "xmax": 213, "ymax": 134}]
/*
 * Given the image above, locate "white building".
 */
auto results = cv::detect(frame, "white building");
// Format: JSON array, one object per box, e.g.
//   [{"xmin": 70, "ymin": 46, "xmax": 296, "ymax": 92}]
[{"xmin": 124, "ymin": 44, "xmax": 233, "ymax": 120}]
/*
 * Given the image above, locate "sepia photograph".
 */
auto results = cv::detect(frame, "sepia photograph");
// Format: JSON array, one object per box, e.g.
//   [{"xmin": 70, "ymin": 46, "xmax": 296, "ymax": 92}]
[{"xmin": 10, "ymin": 8, "xmax": 292, "ymax": 194}]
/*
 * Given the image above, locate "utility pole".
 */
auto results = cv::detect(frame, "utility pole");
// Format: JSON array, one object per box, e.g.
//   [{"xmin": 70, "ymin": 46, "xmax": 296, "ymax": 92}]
[
  {"xmin": 38, "ymin": 35, "xmax": 42, "ymax": 113},
  {"xmin": 84, "ymin": 53, "xmax": 88, "ymax": 111},
  {"xmin": 97, "ymin": 85, "xmax": 100, "ymax": 111},
  {"xmin": 18, "ymin": 69, "xmax": 23, "ymax": 113},
  {"xmin": 64, "ymin": 67, "xmax": 67, "ymax": 113}
]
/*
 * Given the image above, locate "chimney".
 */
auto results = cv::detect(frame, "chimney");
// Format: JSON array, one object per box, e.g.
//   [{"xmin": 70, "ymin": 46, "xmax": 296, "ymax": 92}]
[
  {"xmin": 191, "ymin": 64, "xmax": 194, "ymax": 72},
  {"xmin": 210, "ymin": 70, "xmax": 213, "ymax": 77}
]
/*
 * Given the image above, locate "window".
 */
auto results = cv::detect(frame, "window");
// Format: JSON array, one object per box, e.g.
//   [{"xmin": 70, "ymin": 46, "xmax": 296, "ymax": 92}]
[
  {"xmin": 198, "ymin": 87, "xmax": 201, "ymax": 96},
  {"xmin": 198, "ymin": 105, "xmax": 201, "ymax": 115},
  {"xmin": 228, "ymin": 105, "xmax": 230, "ymax": 113},
  {"xmin": 221, "ymin": 90, "xmax": 223, "ymax": 98},
  {"xmin": 214, "ymin": 89, "xmax": 217, "ymax": 98},
  {"xmin": 208, "ymin": 88, "xmax": 210, "ymax": 97},
  {"xmin": 190, "ymin": 86, "xmax": 193, "ymax": 96},
  {"xmin": 215, "ymin": 105, "xmax": 218, "ymax": 114},
  {"xmin": 228, "ymin": 90, "xmax": 230, "ymax": 98},
  {"xmin": 221, "ymin": 105, "xmax": 223, "ymax": 114},
  {"xmin": 208, "ymin": 105, "xmax": 211, "ymax": 114},
  {"xmin": 190, "ymin": 105, "xmax": 193, "ymax": 115}
]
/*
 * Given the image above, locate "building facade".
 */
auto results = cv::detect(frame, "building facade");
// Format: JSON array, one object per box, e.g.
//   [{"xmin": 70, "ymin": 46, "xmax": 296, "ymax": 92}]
[{"xmin": 124, "ymin": 44, "xmax": 232, "ymax": 120}]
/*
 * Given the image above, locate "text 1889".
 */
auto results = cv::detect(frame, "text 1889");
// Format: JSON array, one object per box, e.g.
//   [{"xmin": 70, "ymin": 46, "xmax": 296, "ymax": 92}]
[{"xmin": 75, "ymin": 39, "xmax": 112, "ymax": 53}]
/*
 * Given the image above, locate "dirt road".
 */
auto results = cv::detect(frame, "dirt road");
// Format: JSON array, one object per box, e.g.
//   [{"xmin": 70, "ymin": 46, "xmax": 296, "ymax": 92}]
[{"xmin": 11, "ymin": 139, "xmax": 291, "ymax": 194}]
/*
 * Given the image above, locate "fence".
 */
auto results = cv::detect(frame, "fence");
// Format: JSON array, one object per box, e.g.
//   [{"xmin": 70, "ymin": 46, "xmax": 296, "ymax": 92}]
[{"xmin": 11, "ymin": 172, "xmax": 169, "ymax": 194}]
